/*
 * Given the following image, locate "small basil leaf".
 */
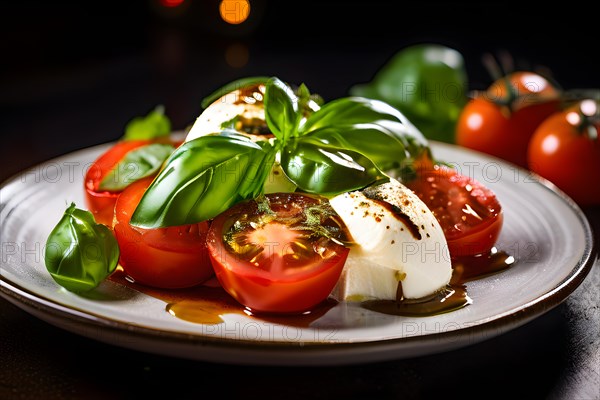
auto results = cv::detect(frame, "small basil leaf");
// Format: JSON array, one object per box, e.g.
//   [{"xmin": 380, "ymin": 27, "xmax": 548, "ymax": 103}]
[
  {"xmin": 264, "ymin": 77, "xmax": 299, "ymax": 143},
  {"xmin": 281, "ymin": 139, "xmax": 387, "ymax": 195},
  {"xmin": 296, "ymin": 82, "xmax": 323, "ymax": 118},
  {"xmin": 130, "ymin": 135, "xmax": 269, "ymax": 228},
  {"xmin": 201, "ymin": 76, "xmax": 270, "ymax": 109},
  {"xmin": 44, "ymin": 203, "xmax": 119, "ymax": 293},
  {"xmin": 98, "ymin": 143, "xmax": 175, "ymax": 192},
  {"xmin": 124, "ymin": 105, "xmax": 171, "ymax": 140},
  {"xmin": 297, "ymin": 83, "xmax": 311, "ymax": 102}
]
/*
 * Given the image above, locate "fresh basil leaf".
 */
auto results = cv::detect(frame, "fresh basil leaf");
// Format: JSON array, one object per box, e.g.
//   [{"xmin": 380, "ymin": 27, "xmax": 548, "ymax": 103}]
[
  {"xmin": 297, "ymin": 83, "xmax": 311, "ymax": 103},
  {"xmin": 349, "ymin": 44, "xmax": 468, "ymax": 143},
  {"xmin": 295, "ymin": 82, "xmax": 323, "ymax": 118},
  {"xmin": 124, "ymin": 105, "xmax": 171, "ymax": 140},
  {"xmin": 45, "ymin": 203, "xmax": 119, "ymax": 293},
  {"xmin": 302, "ymin": 124, "xmax": 407, "ymax": 172},
  {"xmin": 98, "ymin": 143, "xmax": 175, "ymax": 192},
  {"xmin": 300, "ymin": 97, "xmax": 426, "ymax": 146},
  {"xmin": 264, "ymin": 77, "xmax": 299, "ymax": 143},
  {"xmin": 239, "ymin": 144, "xmax": 277, "ymax": 198},
  {"xmin": 130, "ymin": 135, "xmax": 270, "ymax": 228},
  {"xmin": 201, "ymin": 76, "xmax": 270, "ymax": 109},
  {"xmin": 298, "ymin": 97, "xmax": 431, "ymax": 177},
  {"xmin": 281, "ymin": 139, "xmax": 387, "ymax": 195}
]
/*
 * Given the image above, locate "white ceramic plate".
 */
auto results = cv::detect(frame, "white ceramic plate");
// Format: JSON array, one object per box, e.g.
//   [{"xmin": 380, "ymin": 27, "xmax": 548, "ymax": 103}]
[{"xmin": 0, "ymin": 141, "xmax": 595, "ymax": 366}]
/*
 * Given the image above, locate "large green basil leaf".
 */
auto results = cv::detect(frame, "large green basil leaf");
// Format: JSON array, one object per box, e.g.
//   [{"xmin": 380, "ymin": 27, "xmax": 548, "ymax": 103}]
[
  {"xmin": 45, "ymin": 203, "xmax": 119, "ymax": 292},
  {"xmin": 302, "ymin": 124, "xmax": 408, "ymax": 172},
  {"xmin": 299, "ymin": 97, "xmax": 430, "ymax": 177},
  {"xmin": 300, "ymin": 97, "xmax": 426, "ymax": 145},
  {"xmin": 130, "ymin": 135, "xmax": 270, "ymax": 228},
  {"xmin": 349, "ymin": 44, "xmax": 468, "ymax": 143},
  {"xmin": 281, "ymin": 139, "xmax": 387, "ymax": 195},
  {"xmin": 124, "ymin": 105, "xmax": 171, "ymax": 140},
  {"xmin": 98, "ymin": 143, "xmax": 175, "ymax": 192},
  {"xmin": 201, "ymin": 76, "xmax": 270, "ymax": 109},
  {"xmin": 264, "ymin": 77, "xmax": 299, "ymax": 143}
]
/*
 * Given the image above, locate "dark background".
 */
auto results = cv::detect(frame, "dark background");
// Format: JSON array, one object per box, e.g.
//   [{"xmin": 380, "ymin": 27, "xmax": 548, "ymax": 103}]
[
  {"xmin": 2, "ymin": 0, "xmax": 599, "ymax": 180},
  {"xmin": 1, "ymin": 1, "xmax": 599, "ymax": 399}
]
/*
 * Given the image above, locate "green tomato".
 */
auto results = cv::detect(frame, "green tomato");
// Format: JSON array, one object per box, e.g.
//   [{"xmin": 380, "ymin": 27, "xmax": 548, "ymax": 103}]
[
  {"xmin": 350, "ymin": 44, "xmax": 468, "ymax": 143},
  {"xmin": 45, "ymin": 203, "xmax": 119, "ymax": 292}
]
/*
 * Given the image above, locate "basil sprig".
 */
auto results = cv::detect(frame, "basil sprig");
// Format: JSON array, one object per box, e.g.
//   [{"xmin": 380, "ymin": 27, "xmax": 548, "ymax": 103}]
[
  {"xmin": 45, "ymin": 203, "xmax": 119, "ymax": 292},
  {"xmin": 131, "ymin": 77, "xmax": 430, "ymax": 228}
]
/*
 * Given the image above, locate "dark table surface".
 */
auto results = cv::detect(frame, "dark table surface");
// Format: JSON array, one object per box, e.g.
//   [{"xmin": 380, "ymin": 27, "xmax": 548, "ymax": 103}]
[{"xmin": 1, "ymin": 2, "xmax": 599, "ymax": 399}]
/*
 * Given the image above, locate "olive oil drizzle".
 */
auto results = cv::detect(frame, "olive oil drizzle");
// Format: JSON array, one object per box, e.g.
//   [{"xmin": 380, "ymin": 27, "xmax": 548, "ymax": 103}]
[
  {"xmin": 362, "ymin": 284, "xmax": 472, "ymax": 317},
  {"xmin": 361, "ymin": 247, "xmax": 514, "ymax": 317},
  {"xmin": 110, "ymin": 248, "xmax": 515, "ymax": 324}
]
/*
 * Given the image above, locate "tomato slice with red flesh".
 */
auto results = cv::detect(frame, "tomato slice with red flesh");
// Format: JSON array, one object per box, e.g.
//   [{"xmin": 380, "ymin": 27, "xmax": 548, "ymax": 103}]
[
  {"xmin": 84, "ymin": 138, "xmax": 180, "ymax": 226},
  {"xmin": 84, "ymin": 140, "xmax": 153, "ymax": 226},
  {"xmin": 113, "ymin": 177, "xmax": 213, "ymax": 289},
  {"xmin": 404, "ymin": 165, "xmax": 503, "ymax": 258},
  {"xmin": 207, "ymin": 193, "xmax": 350, "ymax": 314}
]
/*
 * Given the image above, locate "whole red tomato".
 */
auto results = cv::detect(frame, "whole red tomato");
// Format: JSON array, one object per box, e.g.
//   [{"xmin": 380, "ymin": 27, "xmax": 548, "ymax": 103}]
[
  {"xmin": 527, "ymin": 99, "xmax": 600, "ymax": 206},
  {"xmin": 456, "ymin": 71, "xmax": 560, "ymax": 168}
]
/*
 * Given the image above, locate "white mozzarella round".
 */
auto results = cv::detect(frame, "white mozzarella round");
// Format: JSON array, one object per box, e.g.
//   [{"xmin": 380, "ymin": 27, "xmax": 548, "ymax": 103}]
[{"xmin": 330, "ymin": 178, "xmax": 452, "ymax": 300}]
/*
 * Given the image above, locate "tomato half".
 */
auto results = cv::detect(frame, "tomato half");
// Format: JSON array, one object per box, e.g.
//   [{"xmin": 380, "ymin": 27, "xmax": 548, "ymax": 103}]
[
  {"xmin": 207, "ymin": 193, "xmax": 350, "ymax": 314},
  {"xmin": 404, "ymin": 165, "xmax": 503, "ymax": 258},
  {"xmin": 113, "ymin": 177, "xmax": 213, "ymax": 288},
  {"xmin": 527, "ymin": 100, "xmax": 600, "ymax": 206},
  {"xmin": 84, "ymin": 140, "xmax": 152, "ymax": 226},
  {"xmin": 456, "ymin": 71, "xmax": 560, "ymax": 168},
  {"xmin": 84, "ymin": 137, "xmax": 180, "ymax": 226}
]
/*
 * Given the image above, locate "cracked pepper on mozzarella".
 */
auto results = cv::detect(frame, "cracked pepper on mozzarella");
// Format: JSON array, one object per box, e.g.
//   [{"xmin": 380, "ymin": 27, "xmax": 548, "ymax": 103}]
[{"xmin": 329, "ymin": 178, "xmax": 452, "ymax": 301}]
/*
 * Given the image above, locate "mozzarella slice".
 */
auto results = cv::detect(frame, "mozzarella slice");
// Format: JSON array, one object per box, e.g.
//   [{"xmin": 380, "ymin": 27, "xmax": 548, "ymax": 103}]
[
  {"xmin": 329, "ymin": 178, "xmax": 452, "ymax": 300},
  {"xmin": 186, "ymin": 85, "xmax": 268, "ymax": 142}
]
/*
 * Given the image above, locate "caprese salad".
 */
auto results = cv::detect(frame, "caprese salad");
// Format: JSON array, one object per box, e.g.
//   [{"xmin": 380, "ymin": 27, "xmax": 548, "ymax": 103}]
[{"xmin": 45, "ymin": 77, "xmax": 505, "ymax": 316}]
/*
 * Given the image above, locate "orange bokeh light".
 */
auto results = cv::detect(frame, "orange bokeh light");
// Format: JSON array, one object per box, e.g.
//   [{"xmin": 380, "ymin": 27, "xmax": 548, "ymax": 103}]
[{"xmin": 219, "ymin": 0, "xmax": 250, "ymax": 25}]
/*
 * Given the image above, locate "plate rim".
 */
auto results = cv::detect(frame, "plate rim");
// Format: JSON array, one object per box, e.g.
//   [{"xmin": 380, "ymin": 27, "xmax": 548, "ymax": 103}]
[{"xmin": 0, "ymin": 140, "xmax": 596, "ymax": 364}]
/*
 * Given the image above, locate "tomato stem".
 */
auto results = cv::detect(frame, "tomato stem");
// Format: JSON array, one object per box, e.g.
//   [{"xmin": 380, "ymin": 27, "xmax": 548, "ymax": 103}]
[
  {"xmin": 482, "ymin": 53, "xmax": 503, "ymax": 82},
  {"xmin": 572, "ymin": 99, "xmax": 600, "ymax": 141}
]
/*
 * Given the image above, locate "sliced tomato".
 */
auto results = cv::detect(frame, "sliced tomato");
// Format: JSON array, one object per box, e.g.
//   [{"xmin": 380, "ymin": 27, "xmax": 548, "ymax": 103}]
[
  {"xmin": 84, "ymin": 140, "xmax": 151, "ymax": 226},
  {"xmin": 207, "ymin": 193, "xmax": 350, "ymax": 314},
  {"xmin": 84, "ymin": 137, "xmax": 180, "ymax": 226},
  {"xmin": 404, "ymin": 165, "xmax": 503, "ymax": 258},
  {"xmin": 113, "ymin": 177, "xmax": 213, "ymax": 289}
]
